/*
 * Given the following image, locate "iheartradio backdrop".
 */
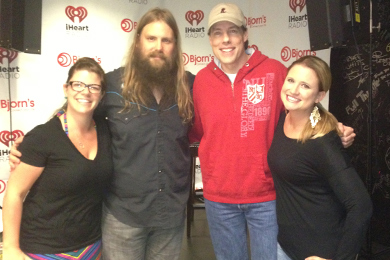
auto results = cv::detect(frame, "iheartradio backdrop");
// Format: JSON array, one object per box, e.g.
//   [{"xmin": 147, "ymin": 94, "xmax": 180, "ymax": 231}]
[{"xmin": 0, "ymin": 0, "xmax": 330, "ymax": 229}]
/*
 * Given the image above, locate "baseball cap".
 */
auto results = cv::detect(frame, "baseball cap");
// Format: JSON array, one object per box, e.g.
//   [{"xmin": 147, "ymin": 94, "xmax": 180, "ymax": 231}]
[{"xmin": 208, "ymin": 3, "xmax": 246, "ymax": 31}]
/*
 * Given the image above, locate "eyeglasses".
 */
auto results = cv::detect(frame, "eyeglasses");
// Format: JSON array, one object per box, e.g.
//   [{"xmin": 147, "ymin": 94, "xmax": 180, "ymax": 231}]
[{"xmin": 68, "ymin": 81, "xmax": 102, "ymax": 94}]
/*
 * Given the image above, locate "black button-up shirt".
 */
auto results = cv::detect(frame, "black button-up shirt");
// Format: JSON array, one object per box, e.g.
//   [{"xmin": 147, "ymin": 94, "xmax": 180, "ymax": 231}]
[{"xmin": 97, "ymin": 68, "xmax": 193, "ymax": 228}]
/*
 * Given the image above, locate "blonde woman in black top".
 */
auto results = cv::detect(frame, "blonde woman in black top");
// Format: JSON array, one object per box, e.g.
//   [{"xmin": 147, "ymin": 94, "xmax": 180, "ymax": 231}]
[{"xmin": 268, "ymin": 56, "xmax": 372, "ymax": 260}]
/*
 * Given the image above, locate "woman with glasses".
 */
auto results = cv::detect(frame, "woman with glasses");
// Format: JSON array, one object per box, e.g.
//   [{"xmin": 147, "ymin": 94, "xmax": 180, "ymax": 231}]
[{"xmin": 3, "ymin": 57, "xmax": 112, "ymax": 260}]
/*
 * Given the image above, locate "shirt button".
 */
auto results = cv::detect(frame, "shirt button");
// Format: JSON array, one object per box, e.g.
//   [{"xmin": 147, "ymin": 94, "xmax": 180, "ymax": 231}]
[
  {"xmin": 159, "ymin": 170, "xmax": 162, "ymax": 173},
  {"xmin": 245, "ymin": 63, "xmax": 249, "ymax": 67},
  {"xmin": 158, "ymin": 131, "xmax": 161, "ymax": 134},
  {"xmin": 159, "ymin": 189, "xmax": 162, "ymax": 192},
  {"xmin": 158, "ymin": 151, "xmax": 161, "ymax": 154}
]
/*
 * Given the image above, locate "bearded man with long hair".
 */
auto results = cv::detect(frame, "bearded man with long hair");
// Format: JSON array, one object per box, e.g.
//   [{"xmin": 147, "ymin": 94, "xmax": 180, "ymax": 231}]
[{"xmin": 97, "ymin": 7, "xmax": 194, "ymax": 260}]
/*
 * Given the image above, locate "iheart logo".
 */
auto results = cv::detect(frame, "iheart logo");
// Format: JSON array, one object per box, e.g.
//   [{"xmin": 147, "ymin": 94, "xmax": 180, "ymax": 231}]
[
  {"xmin": 0, "ymin": 47, "xmax": 18, "ymax": 64},
  {"xmin": 0, "ymin": 130, "xmax": 24, "ymax": 147},
  {"xmin": 185, "ymin": 10, "xmax": 204, "ymax": 26},
  {"xmin": 289, "ymin": 0, "xmax": 306, "ymax": 13},
  {"xmin": 65, "ymin": 6, "xmax": 88, "ymax": 23}
]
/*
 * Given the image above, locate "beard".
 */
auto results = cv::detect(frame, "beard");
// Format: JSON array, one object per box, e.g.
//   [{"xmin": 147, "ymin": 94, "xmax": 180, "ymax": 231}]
[
  {"xmin": 133, "ymin": 46, "xmax": 178, "ymax": 107},
  {"xmin": 134, "ymin": 46, "xmax": 177, "ymax": 86}
]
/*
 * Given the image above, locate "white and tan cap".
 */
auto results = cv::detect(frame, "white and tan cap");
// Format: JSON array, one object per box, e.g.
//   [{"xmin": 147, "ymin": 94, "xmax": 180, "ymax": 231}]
[{"xmin": 208, "ymin": 3, "xmax": 246, "ymax": 31}]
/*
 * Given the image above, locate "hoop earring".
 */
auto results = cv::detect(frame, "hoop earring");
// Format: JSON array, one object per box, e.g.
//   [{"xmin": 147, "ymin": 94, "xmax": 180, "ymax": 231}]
[{"xmin": 310, "ymin": 105, "xmax": 321, "ymax": 128}]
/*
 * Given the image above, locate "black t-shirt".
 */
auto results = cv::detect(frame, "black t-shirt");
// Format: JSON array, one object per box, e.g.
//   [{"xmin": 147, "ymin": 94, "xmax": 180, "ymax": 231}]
[
  {"xmin": 268, "ymin": 113, "xmax": 372, "ymax": 260},
  {"xmin": 19, "ymin": 116, "xmax": 112, "ymax": 254}
]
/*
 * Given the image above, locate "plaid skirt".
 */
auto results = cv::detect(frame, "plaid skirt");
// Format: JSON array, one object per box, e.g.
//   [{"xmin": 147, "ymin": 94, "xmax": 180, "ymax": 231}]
[{"xmin": 26, "ymin": 240, "xmax": 101, "ymax": 260}]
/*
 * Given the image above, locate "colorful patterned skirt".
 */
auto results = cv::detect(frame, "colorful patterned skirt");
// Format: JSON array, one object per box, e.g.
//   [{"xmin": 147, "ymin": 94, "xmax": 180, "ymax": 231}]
[{"xmin": 26, "ymin": 240, "xmax": 101, "ymax": 260}]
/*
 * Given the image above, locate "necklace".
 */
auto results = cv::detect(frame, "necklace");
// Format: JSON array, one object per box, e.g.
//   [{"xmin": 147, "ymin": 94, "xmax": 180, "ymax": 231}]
[{"xmin": 57, "ymin": 110, "xmax": 95, "ymax": 149}]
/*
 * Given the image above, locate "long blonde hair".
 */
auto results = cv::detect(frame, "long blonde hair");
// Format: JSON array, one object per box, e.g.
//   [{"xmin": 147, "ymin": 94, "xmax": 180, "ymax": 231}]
[
  {"xmin": 121, "ymin": 8, "xmax": 193, "ymax": 123},
  {"xmin": 287, "ymin": 56, "xmax": 341, "ymax": 143}
]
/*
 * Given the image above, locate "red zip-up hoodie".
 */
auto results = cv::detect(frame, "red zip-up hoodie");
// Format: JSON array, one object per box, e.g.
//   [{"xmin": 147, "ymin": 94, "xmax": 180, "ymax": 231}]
[{"xmin": 190, "ymin": 50, "xmax": 287, "ymax": 204}]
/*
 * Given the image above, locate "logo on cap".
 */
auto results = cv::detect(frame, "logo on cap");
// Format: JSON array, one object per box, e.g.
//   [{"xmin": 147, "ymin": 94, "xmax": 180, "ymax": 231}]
[{"xmin": 221, "ymin": 8, "xmax": 226, "ymax": 13}]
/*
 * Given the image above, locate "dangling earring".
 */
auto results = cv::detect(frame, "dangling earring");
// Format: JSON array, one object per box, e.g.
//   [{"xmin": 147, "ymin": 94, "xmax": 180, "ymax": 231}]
[{"xmin": 310, "ymin": 105, "xmax": 321, "ymax": 128}]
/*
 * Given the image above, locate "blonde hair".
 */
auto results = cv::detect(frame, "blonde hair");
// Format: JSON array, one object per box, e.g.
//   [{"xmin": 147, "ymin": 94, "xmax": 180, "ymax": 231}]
[
  {"xmin": 121, "ymin": 8, "xmax": 193, "ymax": 123},
  {"xmin": 287, "ymin": 56, "xmax": 341, "ymax": 143}
]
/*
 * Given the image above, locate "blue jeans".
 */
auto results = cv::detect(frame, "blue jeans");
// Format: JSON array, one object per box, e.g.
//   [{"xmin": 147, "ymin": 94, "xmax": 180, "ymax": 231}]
[
  {"xmin": 101, "ymin": 205, "xmax": 184, "ymax": 260},
  {"xmin": 277, "ymin": 243, "xmax": 292, "ymax": 260},
  {"xmin": 205, "ymin": 199, "xmax": 278, "ymax": 260}
]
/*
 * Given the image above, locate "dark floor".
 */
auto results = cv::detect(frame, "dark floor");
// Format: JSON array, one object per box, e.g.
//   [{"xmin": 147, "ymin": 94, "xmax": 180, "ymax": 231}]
[
  {"xmin": 180, "ymin": 209, "xmax": 216, "ymax": 260},
  {"xmin": 180, "ymin": 209, "xmax": 390, "ymax": 260}
]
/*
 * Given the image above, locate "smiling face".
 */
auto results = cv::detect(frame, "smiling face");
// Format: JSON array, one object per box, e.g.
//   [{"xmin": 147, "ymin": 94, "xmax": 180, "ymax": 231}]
[
  {"xmin": 209, "ymin": 21, "xmax": 248, "ymax": 74},
  {"xmin": 281, "ymin": 64, "xmax": 326, "ymax": 116},
  {"xmin": 63, "ymin": 70, "xmax": 102, "ymax": 115}
]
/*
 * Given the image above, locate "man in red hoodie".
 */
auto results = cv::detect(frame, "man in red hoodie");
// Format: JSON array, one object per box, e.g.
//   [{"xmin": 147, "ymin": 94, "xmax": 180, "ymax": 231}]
[{"xmin": 189, "ymin": 3, "xmax": 355, "ymax": 260}]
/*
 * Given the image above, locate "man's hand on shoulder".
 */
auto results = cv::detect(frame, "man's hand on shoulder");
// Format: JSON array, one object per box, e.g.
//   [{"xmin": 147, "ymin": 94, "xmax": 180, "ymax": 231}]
[{"xmin": 338, "ymin": 122, "xmax": 356, "ymax": 148}]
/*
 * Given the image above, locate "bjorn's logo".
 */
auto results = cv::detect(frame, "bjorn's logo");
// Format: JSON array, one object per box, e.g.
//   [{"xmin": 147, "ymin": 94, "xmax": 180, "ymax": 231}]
[
  {"xmin": 58, "ymin": 53, "xmax": 72, "ymax": 67},
  {"xmin": 185, "ymin": 10, "xmax": 204, "ymax": 26},
  {"xmin": 245, "ymin": 16, "xmax": 267, "ymax": 28},
  {"xmin": 0, "ymin": 48, "xmax": 18, "ymax": 64},
  {"xmin": 182, "ymin": 53, "xmax": 214, "ymax": 66},
  {"xmin": 281, "ymin": 46, "xmax": 316, "ymax": 62},
  {"xmin": 289, "ymin": 0, "xmax": 306, "ymax": 13},
  {"xmin": 65, "ymin": 6, "xmax": 88, "ymax": 23},
  {"xmin": 57, "ymin": 53, "xmax": 102, "ymax": 67},
  {"xmin": 0, "ymin": 130, "xmax": 24, "ymax": 147},
  {"xmin": 121, "ymin": 19, "xmax": 136, "ymax": 32}
]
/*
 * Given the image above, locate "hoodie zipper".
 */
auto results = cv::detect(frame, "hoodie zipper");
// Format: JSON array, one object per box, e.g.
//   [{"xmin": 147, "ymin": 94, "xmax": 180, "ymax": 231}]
[{"xmin": 231, "ymin": 82, "xmax": 236, "ymax": 112}]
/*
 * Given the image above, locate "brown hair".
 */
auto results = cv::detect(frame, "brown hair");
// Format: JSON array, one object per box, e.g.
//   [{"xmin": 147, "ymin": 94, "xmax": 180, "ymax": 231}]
[
  {"xmin": 287, "ymin": 55, "xmax": 341, "ymax": 143},
  {"xmin": 121, "ymin": 7, "xmax": 193, "ymax": 123},
  {"xmin": 57, "ymin": 57, "xmax": 106, "ymax": 114}
]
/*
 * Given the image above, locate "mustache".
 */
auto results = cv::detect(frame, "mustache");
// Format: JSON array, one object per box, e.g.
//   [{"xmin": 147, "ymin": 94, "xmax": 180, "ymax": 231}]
[{"xmin": 148, "ymin": 51, "xmax": 167, "ymax": 60}]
